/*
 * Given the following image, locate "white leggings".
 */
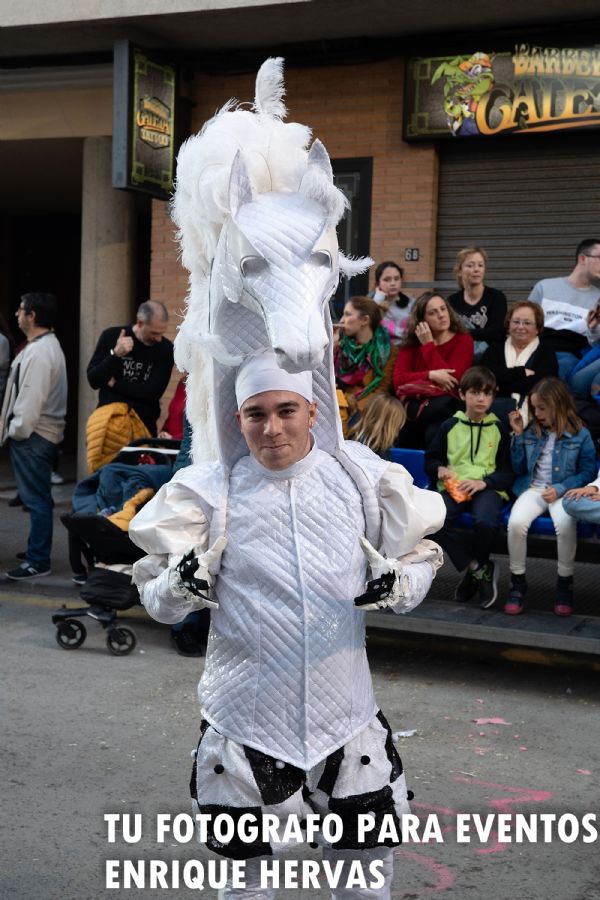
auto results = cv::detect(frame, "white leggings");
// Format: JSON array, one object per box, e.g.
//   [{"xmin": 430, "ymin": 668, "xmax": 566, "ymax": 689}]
[
  {"xmin": 507, "ymin": 487, "xmax": 577, "ymax": 577},
  {"xmin": 218, "ymin": 846, "xmax": 395, "ymax": 899}
]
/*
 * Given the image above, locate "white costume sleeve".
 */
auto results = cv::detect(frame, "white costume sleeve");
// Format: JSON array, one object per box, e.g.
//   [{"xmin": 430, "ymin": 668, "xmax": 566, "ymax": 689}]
[
  {"xmin": 378, "ymin": 462, "xmax": 445, "ymax": 615},
  {"xmin": 129, "ymin": 478, "xmax": 211, "ymax": 624}
]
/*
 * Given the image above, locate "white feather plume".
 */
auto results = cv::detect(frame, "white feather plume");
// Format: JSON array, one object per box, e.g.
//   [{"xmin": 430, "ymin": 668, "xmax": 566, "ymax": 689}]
[
  {"xmin": 338, "ymin": 251, "xmax": 374, "ymax": 277},
  {"xmin": 253, "ymin": 57, "xmax": 287, "ymax": 119}
]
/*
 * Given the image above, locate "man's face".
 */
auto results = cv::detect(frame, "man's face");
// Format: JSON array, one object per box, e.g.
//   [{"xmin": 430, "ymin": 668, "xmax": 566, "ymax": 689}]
[
  {"xmin": 136, "ymin": 316, "xmax": 168, "ymax": 345},
  {"xmin": 579, "ymin": 244, "xmax": 600, "ymax": 287},
  {"xmin": 15, "ymin": 301, "xmax": 34, "ymax": 337},
  {"xmin": 236, "ymin": 390, "xmax": 317, "ymax": 470}
]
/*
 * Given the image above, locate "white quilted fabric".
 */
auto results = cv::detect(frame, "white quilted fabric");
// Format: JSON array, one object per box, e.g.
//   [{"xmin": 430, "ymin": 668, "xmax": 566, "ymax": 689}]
[
  {"xmin": 200, "ymin": 445, "xmax": 377, "ymax": 770},
  {"xmin": 130, "ymin": 441, "xmax": 446, "ymax": 771}
]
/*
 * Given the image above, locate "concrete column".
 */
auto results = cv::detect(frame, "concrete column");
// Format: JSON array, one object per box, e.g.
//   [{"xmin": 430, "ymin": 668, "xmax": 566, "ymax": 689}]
[{"xmin": 77, "ymin": 136, "xmax": 136, "ymax": 479}]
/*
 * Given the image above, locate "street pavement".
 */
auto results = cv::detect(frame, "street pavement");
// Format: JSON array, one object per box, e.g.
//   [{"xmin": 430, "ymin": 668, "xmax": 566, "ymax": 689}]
[
  {"xmin": 2, "ymin": 449, "xmax": 600, "ymax": 899},
  {"xmin": 3, "ymin": 581, "xmax": 600, "ymax": 899}
]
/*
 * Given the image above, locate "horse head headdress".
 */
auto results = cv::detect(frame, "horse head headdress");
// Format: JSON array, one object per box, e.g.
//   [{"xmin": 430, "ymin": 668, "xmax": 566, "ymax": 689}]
[{"xmin": 172, "ymin": 57, "xmax": 372, "ymax": 468}]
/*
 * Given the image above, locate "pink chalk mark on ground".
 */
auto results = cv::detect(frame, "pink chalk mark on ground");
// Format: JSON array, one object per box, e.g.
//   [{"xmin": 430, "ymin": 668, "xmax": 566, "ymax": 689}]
[
  {"xmin": 412, "ymin": 803, "xmax": 456, "ymax": 841},
  {"xmin": 452, "ymin": 776, "xmax": 554, "ymax": 855},
  {"xmin": 473, "ymin": 717, "xmax": 511, "ymax": 725},
  {"xmin": 392, "ymin": 848, "xmax": 454, "ymax": 896},
  {"xmin": 576, "ymin": 768, "xmax": 591, "ymax": 775},
  {"xmin": 403, "ymin": 780, "xmax": 556, "ymax": 893}
]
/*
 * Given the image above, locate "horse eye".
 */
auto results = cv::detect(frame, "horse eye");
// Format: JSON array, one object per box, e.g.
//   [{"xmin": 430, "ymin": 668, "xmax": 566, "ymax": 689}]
[
  {"xmin": 311, "ymin": 251, "xmax": 332, "ymax": 269},
  {"xmin": 240, "ymin": 256, "xmax": 267, "ymax": 277}
]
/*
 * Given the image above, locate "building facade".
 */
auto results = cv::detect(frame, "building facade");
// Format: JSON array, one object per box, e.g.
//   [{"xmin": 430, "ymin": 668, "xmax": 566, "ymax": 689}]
[{"xmin": 2, "ymin": 2, "xmax": 600, "ymax": 465}]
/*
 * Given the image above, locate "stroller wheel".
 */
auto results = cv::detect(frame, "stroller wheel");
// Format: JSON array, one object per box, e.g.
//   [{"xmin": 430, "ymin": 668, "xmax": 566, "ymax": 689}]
[
  {"xmin": 56, "ymin": 619, "xmax": 86, "ymax": 650},
  {"xmin": 106, "ymin": 626, "xmax": 136, "ymax": 656}
]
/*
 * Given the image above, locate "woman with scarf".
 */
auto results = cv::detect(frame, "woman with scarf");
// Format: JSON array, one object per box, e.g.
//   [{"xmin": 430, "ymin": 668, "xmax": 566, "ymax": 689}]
[
  {"xmin": 480, "ymin": 301, "xmax": 557, "ymax": 427},
  {"xmin": 334, "ymin": 296, "xmax": 398, "ymax": 437}
]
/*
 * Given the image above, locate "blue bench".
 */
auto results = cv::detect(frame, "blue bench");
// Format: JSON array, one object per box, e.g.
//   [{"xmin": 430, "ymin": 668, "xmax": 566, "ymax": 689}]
[{"xmin": 388, "ymin": 447, "xmax": 597, "ymax": 543}]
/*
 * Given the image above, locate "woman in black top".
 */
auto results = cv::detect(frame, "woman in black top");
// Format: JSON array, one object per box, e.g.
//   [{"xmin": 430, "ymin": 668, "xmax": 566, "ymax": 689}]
[
  {"xmin": 481, "ymin": 300, "xmax": 558, "ymax": 425},
  {"xmin": 447, "ymin": 246, "xmax": 507, "ymax": 358}
]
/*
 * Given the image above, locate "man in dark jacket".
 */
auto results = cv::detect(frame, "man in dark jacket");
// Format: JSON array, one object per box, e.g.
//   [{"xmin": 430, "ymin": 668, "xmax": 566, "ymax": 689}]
[{"xmin": 87, "ymin": 300, "xmax": 174, "ymax": 436}]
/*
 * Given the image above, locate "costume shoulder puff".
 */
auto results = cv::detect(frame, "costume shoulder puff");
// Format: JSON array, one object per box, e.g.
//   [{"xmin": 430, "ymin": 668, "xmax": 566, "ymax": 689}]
[
  {"xmin": 129, "ymin": 463, "xmax": 225, "ymax": 557},
  {"xmin": 378, "ymin": 463, "xmax": 446, "ymax": 558}
]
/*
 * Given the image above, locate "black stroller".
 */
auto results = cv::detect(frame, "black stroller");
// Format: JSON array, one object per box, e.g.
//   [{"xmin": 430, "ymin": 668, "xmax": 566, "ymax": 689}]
[{"xmin": 53, "ymin": 439, "xmax": 180, "ymax": 655}]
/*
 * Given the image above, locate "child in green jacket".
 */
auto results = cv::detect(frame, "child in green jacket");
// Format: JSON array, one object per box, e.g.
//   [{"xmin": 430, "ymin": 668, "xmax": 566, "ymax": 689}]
[{"xmin": 426, "ymin": 366, "xmax": 514, "ymax": 608}]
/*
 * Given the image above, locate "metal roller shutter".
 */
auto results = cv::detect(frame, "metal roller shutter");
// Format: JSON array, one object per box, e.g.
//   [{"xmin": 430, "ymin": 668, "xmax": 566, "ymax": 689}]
[{"xmin": 435, "ymin": 134, "xmax": 600, "ymax": 305}]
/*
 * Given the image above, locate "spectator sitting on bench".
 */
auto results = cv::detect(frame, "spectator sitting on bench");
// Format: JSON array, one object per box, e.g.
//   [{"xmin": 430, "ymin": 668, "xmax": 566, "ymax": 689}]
[
  {"xmin": 562, "ymin": 466, "xmax": 600, "ymax": 526},
  {"xmin": 426, "ymin": 366, "xmax": 513, "ymax": 610},
  {"xmin": 506, "ymin": 377, "xmax": 597, "ymax": 618}
]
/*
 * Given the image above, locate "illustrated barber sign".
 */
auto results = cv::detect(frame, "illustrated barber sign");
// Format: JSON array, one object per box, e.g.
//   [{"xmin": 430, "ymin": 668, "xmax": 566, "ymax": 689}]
[{"xmin": 405, "ymin": 43, "xmax": 600, "ymax": 139}]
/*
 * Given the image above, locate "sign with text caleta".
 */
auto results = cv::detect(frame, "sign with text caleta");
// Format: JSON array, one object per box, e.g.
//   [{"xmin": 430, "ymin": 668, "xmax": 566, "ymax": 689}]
[
  {"xmin": 131, "ymin": 50, "xmax": 176, "ymax": 193},
  {"xmin": 405, "ymin": 44, "xmax": 600, "ymax": 139}
]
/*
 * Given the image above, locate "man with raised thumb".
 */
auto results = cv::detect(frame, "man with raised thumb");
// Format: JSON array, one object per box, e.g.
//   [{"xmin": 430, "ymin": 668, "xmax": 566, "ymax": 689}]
[{"xmin": 86, "ymin": 300, "xmax": 174, "ymax": 436}]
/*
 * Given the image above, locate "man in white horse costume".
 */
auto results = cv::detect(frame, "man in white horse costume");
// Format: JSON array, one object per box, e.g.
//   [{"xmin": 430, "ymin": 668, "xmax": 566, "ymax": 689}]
[{"xmin": 130, "ymin": 59, "xmax": 445, "ymax": 898}]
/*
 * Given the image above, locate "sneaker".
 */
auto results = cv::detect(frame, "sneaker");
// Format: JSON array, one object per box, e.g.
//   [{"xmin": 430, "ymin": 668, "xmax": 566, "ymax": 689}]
[
  {"xmin": 474, "ymin": 561, "xmax": 498, "ymax": 609},
  {"xmin": 554, "ymin": 576, "xmax": 573, "ymax": 617},
  {"xmin": 171, "ymin": 626, "xmax": 205, "ymax": 658},
  {"xmin": 8, "ymin": 494, "xmax": 23, "ymax": 508},
  {"xmin": 72, "ymin": 572, "xmax": 87, "ymax": 586},
  {"xmin": 454, "ymin": 568, "xmax": 479, "ymax": 603},
  {"xmin": 504, "ymin": 577, "xmax": 527, "ymax": 615},
  {"xmin": 51, "ymin": 472, "xmax": 64, "ymax": 485},
  {"xmin": 6, "ymin": 562, "xmax": 51, "ymax": 580}
]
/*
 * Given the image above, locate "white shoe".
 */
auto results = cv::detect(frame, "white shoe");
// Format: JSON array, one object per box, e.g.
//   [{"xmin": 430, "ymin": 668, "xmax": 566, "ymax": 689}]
[{"xmin": 51, "ymin": 472, "xmax": 64, "ymax": 485}]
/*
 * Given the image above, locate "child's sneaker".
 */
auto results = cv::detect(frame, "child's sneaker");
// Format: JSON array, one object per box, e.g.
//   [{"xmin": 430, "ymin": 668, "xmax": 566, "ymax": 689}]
[
  {"xmin": 473, "ymin": 561, "xmax": 498, "ymax": 609},
  {"xmin": 454, "ymin": 567, "xmax": 479, "ymax": 603},
  {"xmin": 554, "ymin": 576, "xmax": 573, "ymax": 617},
  {"xmin": 504, "ymin": 575, "xmax": 527, "ymax": 615}
]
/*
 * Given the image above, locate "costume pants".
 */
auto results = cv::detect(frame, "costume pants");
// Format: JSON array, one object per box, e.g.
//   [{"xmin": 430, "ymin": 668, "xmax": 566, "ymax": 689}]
[
  {"xmin": 432, "ymin": 490, "xmax": 504, "ymax": 571},
  {"xmin": 507, "ymin": 487, "xmax": 577, "ymax": 577},
  {"xmin": 218, "ymin": 846, "xmax": 395, "ymax": 899},
  {"xmin": 562, "ymin": 494, "xmax": 600, "ymax": 525},
  {"xmin": 9, "ymin": 432, "xmax": 58, "ymax": 569},
  {"xmin": 192, "ymin": 713, "xmax": 409, "ymax": 898}
]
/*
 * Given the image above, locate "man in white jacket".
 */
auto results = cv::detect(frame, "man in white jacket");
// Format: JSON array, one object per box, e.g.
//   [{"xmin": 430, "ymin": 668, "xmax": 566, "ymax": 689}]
[
  {"xmin": 0, "ymin": 292, "xmax": 67, "ymax": 579},
  {"xmin": 130, "ymin": 351, "xmax": 445, "ymax": 899}
]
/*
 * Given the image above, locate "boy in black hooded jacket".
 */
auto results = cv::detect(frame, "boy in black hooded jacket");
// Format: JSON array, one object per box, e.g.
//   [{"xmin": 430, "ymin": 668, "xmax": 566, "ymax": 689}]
[{"xmin": 426, "ymin": 366, "xmax": 514, "ymax": 609}]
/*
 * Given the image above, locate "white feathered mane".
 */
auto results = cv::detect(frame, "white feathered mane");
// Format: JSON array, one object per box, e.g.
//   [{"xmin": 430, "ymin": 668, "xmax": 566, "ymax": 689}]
[{"xmin": 170, "ymin": 57, "xmax": 372, "ymax": 465}]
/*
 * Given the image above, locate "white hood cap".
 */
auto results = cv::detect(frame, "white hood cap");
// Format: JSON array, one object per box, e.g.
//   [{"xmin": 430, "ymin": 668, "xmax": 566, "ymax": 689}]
[{"xmin": 235, "ymin": 351, "xmax": 313, "ymax": 409}]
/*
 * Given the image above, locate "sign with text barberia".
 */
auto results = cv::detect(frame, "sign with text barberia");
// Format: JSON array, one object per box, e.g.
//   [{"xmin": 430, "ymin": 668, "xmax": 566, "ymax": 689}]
[
  {"xmin": 404, "ymin": 44, "xmax": 600, "ymax": 140},
  {"xmin": 113, "ymin": 40, "xmax": 177, "ymax": 199}
]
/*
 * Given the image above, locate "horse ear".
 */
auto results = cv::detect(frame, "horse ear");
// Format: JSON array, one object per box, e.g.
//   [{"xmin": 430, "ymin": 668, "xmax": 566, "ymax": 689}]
[
  {"xmin": 229, "ymin": 151, "xmax": 254, "ymax": 220},
  {"xmin": 307, "ymin": 139, "xmax": 333, "ymax": 182},
  {"xmin": 300, "ymin": 139, "xmax": 348, "ymax": 225}
]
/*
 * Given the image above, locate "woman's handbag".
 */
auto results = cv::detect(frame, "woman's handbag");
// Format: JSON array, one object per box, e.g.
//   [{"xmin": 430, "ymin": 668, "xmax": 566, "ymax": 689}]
[{"xmin": 395, "ymin": 381, "xmax": 447, "ymax": 420}]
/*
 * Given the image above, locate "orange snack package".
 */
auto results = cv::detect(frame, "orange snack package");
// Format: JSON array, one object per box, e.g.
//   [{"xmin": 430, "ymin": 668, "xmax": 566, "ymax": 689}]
[{"xmin": 443, "ymin": 476, "xmax": 470, "ymax": 503}]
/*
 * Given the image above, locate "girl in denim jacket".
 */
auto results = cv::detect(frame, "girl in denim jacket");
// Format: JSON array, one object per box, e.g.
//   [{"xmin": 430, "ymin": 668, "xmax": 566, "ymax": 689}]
[{"xmin": 506, "ymin": 377, "xmax": 597, "ymax": 617}]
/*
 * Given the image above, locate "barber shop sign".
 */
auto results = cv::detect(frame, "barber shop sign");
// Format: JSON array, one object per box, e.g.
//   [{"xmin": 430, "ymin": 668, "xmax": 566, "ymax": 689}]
[{"xmin": 405, "ymin": 43, "xmax": 600, "ymax": 140}]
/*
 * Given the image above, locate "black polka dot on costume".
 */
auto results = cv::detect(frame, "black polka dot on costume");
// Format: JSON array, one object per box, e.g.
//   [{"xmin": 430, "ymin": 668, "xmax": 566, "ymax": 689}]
[
  {"xmin": 214, "ymin": 764, "xmax": 225, "ymax": 774},
  {"xmin": 360, "ymin": 755, "xmax": 371, "ymax": 765},
  {"xmin": 299, "ymin": 820, "xmax": 307, "ymax": 830},
  {"xmin": 407, "ymin": 790, "xmax": 414, "ymax": 800},
  {"xmin": 309, "ymin": 842, "xmax": 319, "ymax": 849}
]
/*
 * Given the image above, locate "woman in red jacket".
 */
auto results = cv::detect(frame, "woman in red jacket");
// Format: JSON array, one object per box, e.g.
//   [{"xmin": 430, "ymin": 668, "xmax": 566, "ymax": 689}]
[{"xmin": 393, "ymin": 291, "xmax": 474, "ymax": 447}]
